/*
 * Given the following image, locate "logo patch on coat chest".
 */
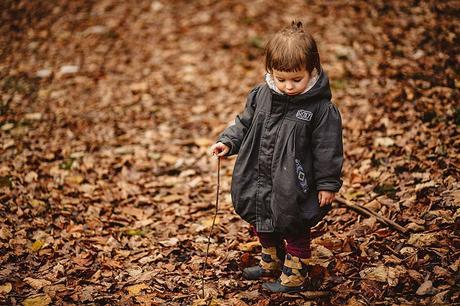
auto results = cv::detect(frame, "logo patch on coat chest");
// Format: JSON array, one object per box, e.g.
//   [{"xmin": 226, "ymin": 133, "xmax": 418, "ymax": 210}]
[{"xmin": 296, "ymin": 110, "xmax": 313, "ymax": 121}]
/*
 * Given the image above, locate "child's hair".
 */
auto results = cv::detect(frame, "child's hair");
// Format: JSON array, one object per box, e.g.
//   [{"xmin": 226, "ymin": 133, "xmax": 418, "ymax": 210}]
[{"xmin": 265, "ymin": 20, "xmax": 320, "ymax": 74}]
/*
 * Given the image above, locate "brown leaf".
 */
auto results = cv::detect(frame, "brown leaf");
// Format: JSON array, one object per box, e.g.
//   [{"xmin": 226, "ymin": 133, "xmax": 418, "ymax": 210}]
[
  {"xmin": 24, "ymin": 277, "xmax": 52, "ymax": 290},
  {"xmin": 126, "ymin": 283, "xmax": 149, "ymax": 296},
  {"xmin": 416, "ymin": 280, "xmax": 437, "ymax": 296},
  {"xmin": 359, "ymin": 264, "xmax": 388, "ymax": 283}
]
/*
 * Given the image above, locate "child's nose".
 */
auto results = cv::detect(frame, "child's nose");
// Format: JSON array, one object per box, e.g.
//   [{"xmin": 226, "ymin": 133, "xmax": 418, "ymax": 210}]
[{"xmin": 286, "ymin": 82, "xmax": 294, "ymax": 90}]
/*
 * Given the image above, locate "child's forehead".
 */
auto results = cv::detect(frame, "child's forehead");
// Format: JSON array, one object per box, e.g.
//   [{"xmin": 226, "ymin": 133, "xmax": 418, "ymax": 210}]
[{"xmin": 272, "ymin": 68, "xmax": 308, "ymax": 78}]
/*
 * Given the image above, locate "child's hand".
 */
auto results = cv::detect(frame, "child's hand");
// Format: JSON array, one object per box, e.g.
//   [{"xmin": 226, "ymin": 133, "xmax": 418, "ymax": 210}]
[
  {"xmin": 318, "ymin": 191, "xmax": 335, "ymax": 207},
  {"xmin": 211, "ymin": 142, "xmax": 230, "ymax": 157}
]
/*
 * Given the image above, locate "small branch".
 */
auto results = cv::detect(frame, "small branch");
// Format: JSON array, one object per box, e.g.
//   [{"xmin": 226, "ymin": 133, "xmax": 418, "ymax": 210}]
[
  {"xmin": 298, "ymin": 290, "xmax": 329, "ymax": 299},
  {"xmin": 334, "ymin": 196, "xmax": 407, "ymax": 234}
]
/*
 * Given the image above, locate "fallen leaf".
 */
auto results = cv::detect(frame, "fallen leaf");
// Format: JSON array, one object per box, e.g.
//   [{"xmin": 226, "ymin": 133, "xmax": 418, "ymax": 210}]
[
  {"xmin": 126, "ymin": 283, "xmax": 149, "ymax": 296},
  {"xmin": 0, "ymin": 227, "xmax": 12, "ymax": 240},
  {"xmin": 313, "ymin": 244, "xmax": 334, "ymax": 258},
  {"xmin": 238, "ymin": 241, "xmax": 260, "ymax": 252},
  {"xmin": 416, "ymin": 280, "xmax": 437, "ymax": 296},
  {"xmin": 374, "ymin": 137, "xmax": 394, "ymax": 147},
  {"xmin": 25, "ymin": 171, "xmax": 38, "ymax": 183},
  {"xmin": 407, "ymin": 233, "xmax": 439, "ymax": 247},
  {"xmin": 0, "ymin": 282, "xmax": 12, "ymax": 294},
  {"xmin": 159, "ymin": 238, "xmax": 179, "ymax": 247},
  {"xmin": 191, "ymin": 298, "xmax": 220, "ymax": 306},
  {"xmin": 24, "ymin": 277, "xmax": 51, "ymax": 290},
  {"xmin": 22, "ymin": 294, "xmax": 52, "ymax": 306},
  {"xmin": 30, "ymin": 240, "xmax": 45, "ymax": 252},
  {"xmin": 65, "ymin": 175, "xmax": 84, "ymax": 185},
  {"xmin": 359, "ymin": 264, "xmax": 388, "ymax": 283},
  {"xmin": 201, "ymin": 216, "xmax": 220, "ymax": 229}
]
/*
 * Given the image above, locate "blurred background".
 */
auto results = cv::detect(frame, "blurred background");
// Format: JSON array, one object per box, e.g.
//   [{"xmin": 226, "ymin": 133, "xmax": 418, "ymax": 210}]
[{"xmin": 0, "ymin": 1, "xmax": 458, "ymax": 305}]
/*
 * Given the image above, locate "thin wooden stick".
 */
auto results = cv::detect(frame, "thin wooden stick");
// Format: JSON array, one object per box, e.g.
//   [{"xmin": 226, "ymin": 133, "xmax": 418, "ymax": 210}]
[
  {"xmin": 201, "ymin": 158, "xmax": 221, "ymax": 299},
  {"xmin": 298, "ymin": 291, "xmax": 330, "ymax": 299},
  {"xmin": 334, "ymin": 196, "xmax": 407, "ymax": 234}
]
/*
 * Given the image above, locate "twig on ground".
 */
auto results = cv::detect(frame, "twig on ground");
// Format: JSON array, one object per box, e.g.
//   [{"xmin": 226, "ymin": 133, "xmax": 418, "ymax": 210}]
[
  {"xmin": 201, "ymin": 158, "xmax": 221, "ymax": 299},
  {"xmin": 334, "ymin": 196, "xmax": 407, "ymax": 234}
]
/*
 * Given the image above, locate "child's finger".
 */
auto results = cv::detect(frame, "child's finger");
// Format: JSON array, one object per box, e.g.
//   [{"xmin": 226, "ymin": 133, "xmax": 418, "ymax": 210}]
[{"xmin": 216, "ymin": 149, "xmax": 226, "ymax": 157}]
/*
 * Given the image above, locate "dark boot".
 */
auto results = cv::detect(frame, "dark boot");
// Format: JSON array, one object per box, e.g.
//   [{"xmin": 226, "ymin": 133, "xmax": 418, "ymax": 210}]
[
  {"xmin": 262, "ymin": 253, "xmax": 309, "ymax": 292},
  {"xmin": 242, "ymin": 246, "xmax": 285, "ymax": 280}
]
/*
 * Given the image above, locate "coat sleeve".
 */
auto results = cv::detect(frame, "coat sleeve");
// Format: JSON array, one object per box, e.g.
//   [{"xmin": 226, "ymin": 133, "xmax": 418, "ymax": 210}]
[
  {"xmin": 311, "ymin": 101, "xmax": 344, "ymax": 192},
  {"xmin": 216, "ymin": 85, "xmax": 259, "ymax": 156}
]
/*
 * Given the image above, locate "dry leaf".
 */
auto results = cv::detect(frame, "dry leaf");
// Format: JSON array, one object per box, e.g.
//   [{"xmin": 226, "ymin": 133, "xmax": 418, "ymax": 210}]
[
  {"xmin": 24, "ymin": 277, "xmax": 51, "ymax": 290},
  {"xmin": 22, "ymin": 294, "xmax": 52, "ymax": 306},
  {"xmin": 30, "ymin": 240, "xmax": 45, "ymax": 252},
  {"xmin": 25, "ymin": 171, "xmax": 38, "ymax": 183},
  {"xmin": 126, "ymin": 283, "xmax": 149, "ymax": 295},
  {"xmin": 238, "ymin": 241, "xmax": 260, "ymax": 252},
  {"xmin": 359, "ymin": 264, "xmax": 388, "ymax": 283},
  {"xmin": 416, "ymin": 280, "xmax": 437, "ymax": 296},
  {"xmin": 0, "ymin": 282, "xmax": 12, "ymax": 294},
  {"xmin": 407, "ymin": 233, "xmax": 439, "ymax": 247},
  {"xmin": 159, "ymin": 238, "xmax": 179, "ymax": 247}
]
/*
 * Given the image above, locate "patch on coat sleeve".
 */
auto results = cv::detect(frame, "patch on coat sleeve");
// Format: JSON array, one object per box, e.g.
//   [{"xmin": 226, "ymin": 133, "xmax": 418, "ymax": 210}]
[
  {"xmin": 295, "ymin": 110, "xmax": 313, "ymax": 121},
  {"xmin": 295, "ymin": 159, "xmax": 309, "ymax": 194}
]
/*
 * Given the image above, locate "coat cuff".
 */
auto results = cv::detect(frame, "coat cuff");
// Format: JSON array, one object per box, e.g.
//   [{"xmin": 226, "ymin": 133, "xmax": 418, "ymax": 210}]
[{"xmin": 316, "ymin": 180, "xmax": 342, "ymax": 193}]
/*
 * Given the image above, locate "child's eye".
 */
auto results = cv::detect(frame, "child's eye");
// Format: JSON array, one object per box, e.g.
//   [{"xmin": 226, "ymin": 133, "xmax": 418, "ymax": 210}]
[
  {"xmin": 277, "ymin": 79, "xmax": 285, "ymax": 82},
  {"xmin": 294, "ymin": 78, "xmax": 303, "ymax": 82}
]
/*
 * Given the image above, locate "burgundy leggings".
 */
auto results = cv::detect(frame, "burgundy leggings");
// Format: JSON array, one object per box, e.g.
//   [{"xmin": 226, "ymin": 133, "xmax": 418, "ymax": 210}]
[{"xmin": 253, "ymin": 227, "xmax": 311, "ymax": 259}]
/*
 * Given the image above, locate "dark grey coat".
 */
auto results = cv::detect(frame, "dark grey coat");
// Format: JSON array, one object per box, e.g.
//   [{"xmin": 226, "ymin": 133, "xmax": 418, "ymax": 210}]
[{"xmin": 217, "ymin": 70, "xmax": 343, "ymax": 234}]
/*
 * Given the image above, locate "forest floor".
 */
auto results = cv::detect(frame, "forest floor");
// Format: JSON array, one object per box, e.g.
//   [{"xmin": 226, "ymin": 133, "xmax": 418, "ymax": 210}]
[{"xmin": 0, "ymin": 0, "xmax": 459, "ymax": 305}]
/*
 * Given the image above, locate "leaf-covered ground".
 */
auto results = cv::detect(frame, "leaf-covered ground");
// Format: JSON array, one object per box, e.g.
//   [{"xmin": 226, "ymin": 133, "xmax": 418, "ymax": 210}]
[{"xmin": 1, "ymin": 0, "xmax": 459, "ymax": 305}]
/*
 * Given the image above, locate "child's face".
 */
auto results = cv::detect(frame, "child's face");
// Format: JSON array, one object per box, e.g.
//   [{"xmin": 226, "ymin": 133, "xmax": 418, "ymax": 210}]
[{"xmin": 272, "ymin": 68, "xmax": 310, "ymax": 96}]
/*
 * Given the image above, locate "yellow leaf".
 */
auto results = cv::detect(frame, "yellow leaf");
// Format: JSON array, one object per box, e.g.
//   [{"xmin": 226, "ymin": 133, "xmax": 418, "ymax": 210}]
[
  {"xmin": 126, "ymin": 229, "xmax": 144, "ymax": 236},
  {"xmin": 22, "ymin": 294, "xmax": 52, "ymax": 306},
  {"xmin": 191, "ymin": 298, "xmax": 221, "ymax": 306},
  {"xmin": 238, "ymin": 241, "xmax": 260, "ymax": 252},
  {"xmin": 31, "ymin": 240, "xmax": 45, "ymax": 252},
  {"xmin": 30, "ymin": 199, "xmax": 46, "ymax": 208},
  {"xmin": 160, "ymin": 154, "xmax": 177, "ymax": 165},
  {"xmin": 126, "ymin": 283, "xmax": 149, "ymax": 295},
  {"xmin": 201, "ymin": 217, "xmax": 220, "ymax": 229},
  {"xmin": 0, "ymin": 282, "xmax": 12, "ymax": 294},
  {"xmin": 65, "ymin": 175, "xmax": 84, "ymax": 185}
]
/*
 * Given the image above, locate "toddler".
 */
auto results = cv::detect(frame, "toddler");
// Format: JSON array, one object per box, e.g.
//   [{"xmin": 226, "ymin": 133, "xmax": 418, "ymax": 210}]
[{"xmin": 211, "ymin": 21, "xmax": 343, "ymax": 293}]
